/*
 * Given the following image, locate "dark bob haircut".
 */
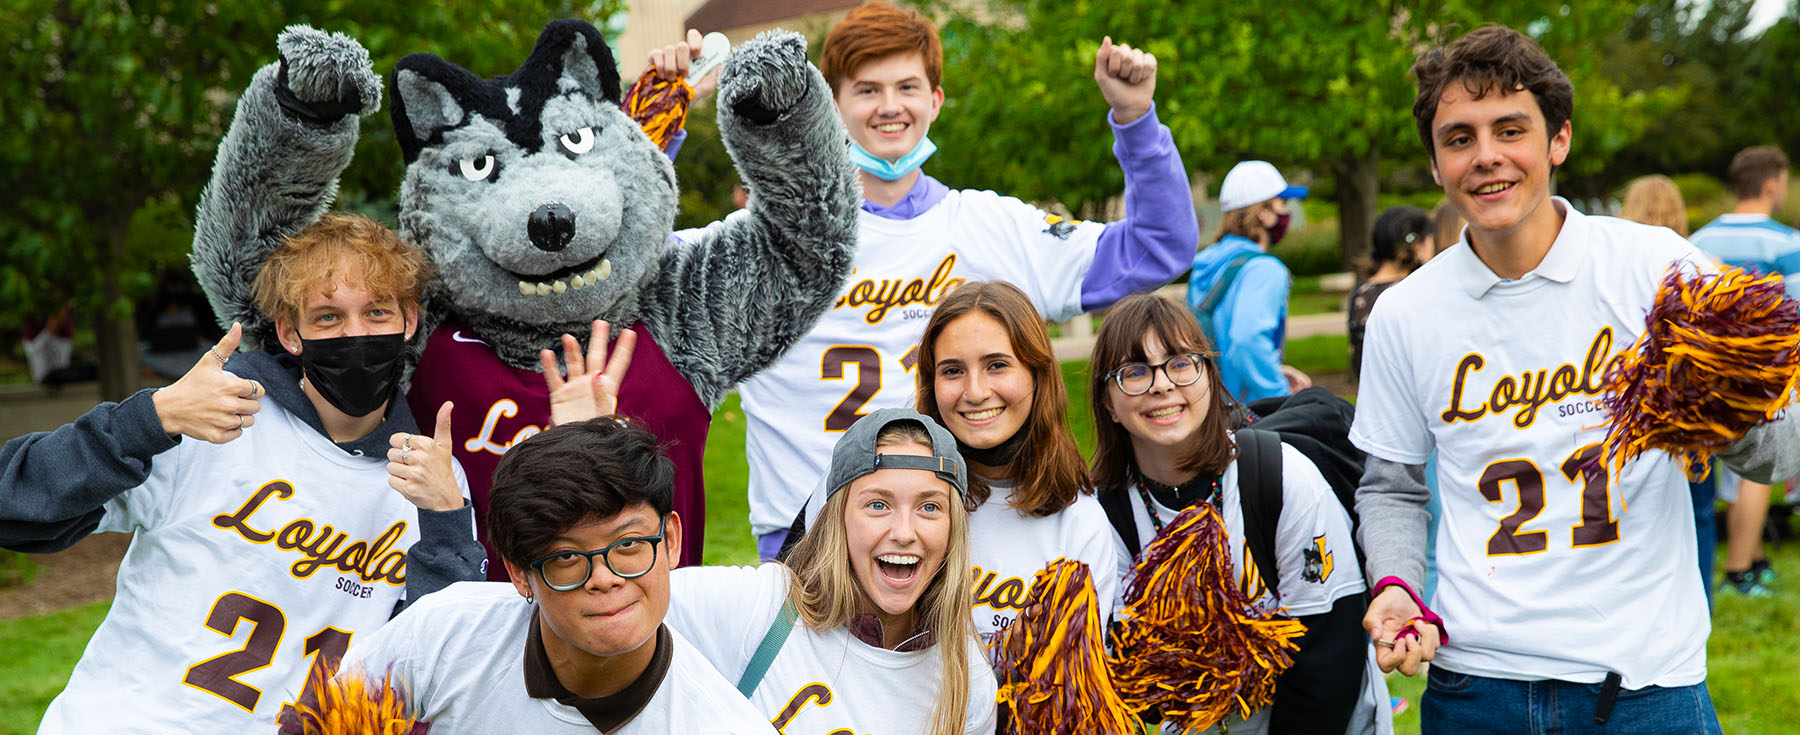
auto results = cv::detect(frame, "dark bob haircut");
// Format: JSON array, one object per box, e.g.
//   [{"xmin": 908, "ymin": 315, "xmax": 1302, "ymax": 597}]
[{"xmin": 486, "ymin": 417, "xmax": 674, "ymax": 567}]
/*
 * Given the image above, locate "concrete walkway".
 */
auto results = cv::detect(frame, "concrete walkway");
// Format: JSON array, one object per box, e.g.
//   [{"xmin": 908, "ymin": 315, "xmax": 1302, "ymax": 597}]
[{"xmin": 1050, "ymin": 284, "xmax": 1347, "ymax": 362}]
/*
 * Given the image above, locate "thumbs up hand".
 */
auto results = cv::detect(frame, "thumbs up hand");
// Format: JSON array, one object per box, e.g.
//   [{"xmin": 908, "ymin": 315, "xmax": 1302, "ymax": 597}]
[
  {"xmin": 387, "ymin": 402, "xmax": 464, "ymax": 512},
  {"xmin": 152, "ymin": 323, "xmax": 265, "ymax": 443}
]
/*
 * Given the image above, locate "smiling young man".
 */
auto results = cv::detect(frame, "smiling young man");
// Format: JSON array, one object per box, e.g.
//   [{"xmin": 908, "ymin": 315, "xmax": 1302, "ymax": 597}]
[
  {"xmin": 1347, "ymin": 27, "xmax": 1800, "ymax": 734},
  {"xmin": 0, "ymin": 214, "xmax": 482, "ymax": 733},
  {"xmin": 311, "ymin": 417, "xmax": 774, "ymax": 733},
  {"xmin": 702, "ymin": 0, "xmax": 1198, "ymax": 559}
]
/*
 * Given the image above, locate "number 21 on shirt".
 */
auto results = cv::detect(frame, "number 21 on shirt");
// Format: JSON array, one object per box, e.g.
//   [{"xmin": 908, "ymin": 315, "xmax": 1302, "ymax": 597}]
[
  {"xmin": 821, "ymin": 345, "xmax": 920, "ymax": 431},
  {"xmin": 1478, "ymin": 443, "xmax": 1621, "ymax": 556}
]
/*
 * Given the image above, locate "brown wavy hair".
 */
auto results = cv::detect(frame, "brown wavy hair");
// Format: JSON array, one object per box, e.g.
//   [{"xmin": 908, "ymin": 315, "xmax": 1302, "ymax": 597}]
[
  {"xmin": 820, "ymin": 1, "xmax": 943, "ymax": 94},
  {"xmin": 914, "ymin": 281, "xmax": 1090, "ymax": 515},
  {"xmin": 1412, "ymin": 25, "xmax": 1573, "ymax": 160},
  {"xmin": 1088, "ymin": 294, "xmax": 1237, "ymax": 496}
]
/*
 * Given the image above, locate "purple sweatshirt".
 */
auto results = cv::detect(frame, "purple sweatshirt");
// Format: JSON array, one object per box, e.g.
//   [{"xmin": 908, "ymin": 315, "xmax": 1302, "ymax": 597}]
[{"xmin": 861, "ymin": 103, "xmax": 1196, "ymax": 310}]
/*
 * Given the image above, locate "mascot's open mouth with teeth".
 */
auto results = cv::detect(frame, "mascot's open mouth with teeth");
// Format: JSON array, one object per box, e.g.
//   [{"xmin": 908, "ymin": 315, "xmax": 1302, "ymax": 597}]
[{"xmin": 512, "ymin": 255, "xmax": 614, "ymax": 296}]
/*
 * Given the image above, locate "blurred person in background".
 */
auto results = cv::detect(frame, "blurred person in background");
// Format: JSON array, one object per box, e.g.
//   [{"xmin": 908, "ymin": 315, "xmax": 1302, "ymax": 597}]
[
  {"xmin": 1618, "ymin": 173, "xmax": 1719, "ymax": 608},
  {"xmin": 1688, "ymin": 146, "xmax": 1800, "ymax": 599}
]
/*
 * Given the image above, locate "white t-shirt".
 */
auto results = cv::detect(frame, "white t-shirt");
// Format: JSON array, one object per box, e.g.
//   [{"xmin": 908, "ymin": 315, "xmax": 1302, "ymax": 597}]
[
  {"xmin": 1110, "ymin": 442, "xmax": 1390, "ymax": 735},
  {"xmin": 331, "ymin": 582, "xmax": 774, "ymax": 734},
  {"xmin": 1350, "ymin": 200, "xmax": 1714, "ymax": 689},
  {"xmin": 968, "ymin": 483, "xmax": 1120, "ymax": 649},
  {"xmin": 666, "ymin": 564, "xmax": 999, "ymax": 735},
  {"xmin": 736, "ymin": 192, "xmax": 1100, "ymax": 534},
  {"xmin": 39, "ymin": 398, "xmax": 466, "ymax": 734}
]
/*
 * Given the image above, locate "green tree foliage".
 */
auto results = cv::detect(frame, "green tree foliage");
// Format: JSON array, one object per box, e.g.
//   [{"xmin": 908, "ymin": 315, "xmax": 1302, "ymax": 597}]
[
  {"xmin": 921, "ymin": 0, "xmax": 1679, "ymax": 268},
  {"xmin": 1601, "ymin": 0, "xmax": 1799, "ymax": 185},
  {"xmin": 1, "ymin": 2, "xmax": 619, "ymax": 399}
]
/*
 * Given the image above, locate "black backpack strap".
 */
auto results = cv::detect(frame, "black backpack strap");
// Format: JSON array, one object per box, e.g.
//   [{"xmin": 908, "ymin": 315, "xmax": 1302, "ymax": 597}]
[
  {"xmin": 1098, "ymin": 489, "xmax": 1142, "ymax": 560},
  {"xmin": 1236, "ymin": 428, "xmax": 1286, "ymax": 599}
]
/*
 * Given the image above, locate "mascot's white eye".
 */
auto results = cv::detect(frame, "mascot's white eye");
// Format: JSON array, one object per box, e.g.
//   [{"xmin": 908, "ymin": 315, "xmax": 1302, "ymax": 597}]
[
  {"xmin": 455, "ymin": 155, "xmax": 497, "ymax": 182},
  {"xmin": 559, "ymin": 127, "xmax": 596, "ymax": 157}
]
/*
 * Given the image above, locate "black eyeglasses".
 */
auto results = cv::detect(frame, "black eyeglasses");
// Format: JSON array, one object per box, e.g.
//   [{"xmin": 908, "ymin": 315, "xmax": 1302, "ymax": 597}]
[
  {"xmin": 1105, "ymin": 353, "xmax": 1208, "ymax": 396},
  {"xmin": 526, "ymin": 517, "xmax": 666, "ymax": 591}
]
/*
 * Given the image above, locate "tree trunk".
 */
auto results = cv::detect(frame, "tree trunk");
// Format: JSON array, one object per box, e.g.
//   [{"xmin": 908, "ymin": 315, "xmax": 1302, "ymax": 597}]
[
  {"xmin": 1331, "ymin": 148, "xmax": 1381, "ymax": 276},
  {"xmin": 95, "ymin": 222, "xmax": 139, "ymax": 402}
]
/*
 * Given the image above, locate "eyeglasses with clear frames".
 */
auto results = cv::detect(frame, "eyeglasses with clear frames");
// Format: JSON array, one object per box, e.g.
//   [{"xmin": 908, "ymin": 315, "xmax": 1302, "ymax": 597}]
[
  {"xmin": 526, "ymin": 516, "xmax": 667, "ymax": 591},
  {"xmin": 1106, "ymin": 352, "xmax": 1208, "ymax": 396}
]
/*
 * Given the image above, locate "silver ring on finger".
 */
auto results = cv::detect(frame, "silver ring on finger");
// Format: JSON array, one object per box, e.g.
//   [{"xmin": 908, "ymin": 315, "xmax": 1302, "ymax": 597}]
[
  {"xmin": 211, "ymin": 347, "xmax": 229, "ymax": 365},
  {"xmin": 237, "ymin": 414, "xmax": 245, "ymax": 431},
  {"xmin": 399, "ymin": 444, "xmax": 411, "ymax": 462}
]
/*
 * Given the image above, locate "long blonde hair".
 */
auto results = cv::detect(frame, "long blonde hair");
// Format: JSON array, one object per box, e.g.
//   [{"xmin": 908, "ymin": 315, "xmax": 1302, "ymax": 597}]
[
  {"xmin": 783, "ymin": 430, "xmax": 976, "ymax": 735},
  {"xmin": 1619, "ymin": 175, "xmax": 1689, "ymax": 237}
]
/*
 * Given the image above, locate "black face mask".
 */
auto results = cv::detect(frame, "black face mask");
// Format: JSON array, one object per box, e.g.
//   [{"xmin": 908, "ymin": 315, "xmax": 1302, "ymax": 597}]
[
  {"xmin": 958, "ymin": 422, "xmax": 1031, "ymax": 468},
  {"xmin": 299, "ymin": 333, "xmax": 406, "ymax": 418}
]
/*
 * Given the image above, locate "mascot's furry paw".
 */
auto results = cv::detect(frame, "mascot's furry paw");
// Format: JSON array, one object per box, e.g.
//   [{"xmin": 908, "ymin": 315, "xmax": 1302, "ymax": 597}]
[
  {"xmin": 719, "ymin": 31, "xmax": 814, "ymax": 125},
  {"xmin": 276, "ymin": 25, "xmax": 381, "ymax": 122}
]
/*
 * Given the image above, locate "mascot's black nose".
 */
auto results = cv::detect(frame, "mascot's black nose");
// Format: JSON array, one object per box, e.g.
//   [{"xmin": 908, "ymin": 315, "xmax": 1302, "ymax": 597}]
[{"xmin": 528, "ymin": 203, "xmax": 577, "ymax": 252}]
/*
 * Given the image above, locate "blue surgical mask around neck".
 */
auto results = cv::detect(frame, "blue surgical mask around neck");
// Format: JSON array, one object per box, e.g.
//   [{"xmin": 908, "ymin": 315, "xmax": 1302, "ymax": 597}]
[{"xmin": 849, "ymin": 136, "xmax": 937, "ymax": 181}]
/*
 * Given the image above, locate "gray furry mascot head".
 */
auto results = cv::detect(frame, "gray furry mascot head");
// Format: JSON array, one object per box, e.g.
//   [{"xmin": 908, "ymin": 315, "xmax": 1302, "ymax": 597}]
[{"xmin": 192, "ymin": 19, "xmax": 858, "ymax": 571}]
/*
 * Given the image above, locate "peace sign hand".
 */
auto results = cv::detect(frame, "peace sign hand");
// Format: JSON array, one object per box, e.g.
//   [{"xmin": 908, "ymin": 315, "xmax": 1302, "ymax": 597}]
[
  {"xmin": 151, "ymin": 323, "xmax": 264, "ymax": 444},
  {"xmin": 387, "ymin": 402, "xmax": 463, "ymax": 512},
  {"xmin": 541, "ymin": 320, "xmax": 637, "ymax": 426}
]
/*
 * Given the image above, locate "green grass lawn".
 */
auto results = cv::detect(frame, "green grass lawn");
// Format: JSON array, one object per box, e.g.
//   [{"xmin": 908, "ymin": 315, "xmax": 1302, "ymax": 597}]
[
  {"xmin": 0, "ymin": 601, "xmax": 107, "ymax": 734},
  {"xmin": 6, "ymin": 362, "xmax": 1798, "ymax": 732},
  {"xmin": 1289, "ymin": 274, "xmax": 1348, "ymax": 317}
]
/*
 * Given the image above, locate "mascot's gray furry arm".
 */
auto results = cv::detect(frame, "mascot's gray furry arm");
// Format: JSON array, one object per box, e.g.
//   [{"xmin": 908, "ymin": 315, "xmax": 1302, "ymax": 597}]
[
  {"xmin": 637, "ymin": 32, "xmax": 860, "ymax": 405},
  {"xmin": 190, "ymin": 27, "xmax": 383, "ymax": 349},
  {"xmin": 190, "ymin": 21, "xmax": 856, "ymax": 570}
]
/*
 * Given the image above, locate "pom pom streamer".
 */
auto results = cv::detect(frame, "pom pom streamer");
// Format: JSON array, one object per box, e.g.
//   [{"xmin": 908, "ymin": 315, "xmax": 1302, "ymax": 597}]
[
  {"xmin": 991, "ymin": 558, "xmax": 1138, "ymax": 735},
  {"xmin": 622, "ymin": 68, "xmax": 694, "ymax": 151},
  {"xmin": 1601, "ymin": 264, "xmax": 1800, "ymax": 480},
  {"xmin": 1108, "ymin": 504, "xmax": 1306, "ymax": 731},
  {"xmin": 291, "ymin": 661, "xmax": 418, "ymax": 735}
]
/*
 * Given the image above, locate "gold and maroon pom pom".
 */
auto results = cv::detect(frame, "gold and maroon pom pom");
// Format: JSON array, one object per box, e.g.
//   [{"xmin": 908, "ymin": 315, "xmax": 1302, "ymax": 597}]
[
  {"xmin": 1601, "ymin": 264, "xmax": 1800, "ymax": 480},
  {"xmin": 991, "ymin": 558, "xmax": 1138, "ymax": 735},
  {"xmin": 1108, "ymin": 504, "xmax": 1307, "ymax": 731},
  {"xmin": 291, "ymin": 661, "xmax": 417, "ymax": 735},
  {"xmin": 622, "ymin": 68, "xmax": 694, "ymax": 151}
]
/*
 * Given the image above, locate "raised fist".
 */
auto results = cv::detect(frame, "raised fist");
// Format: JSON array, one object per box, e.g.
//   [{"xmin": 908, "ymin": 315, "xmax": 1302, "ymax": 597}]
[
  {"xmin": 275, "ymin": 25, "xmax": 381, "ymax": 124},
  {"xmin": 719, "ymin": 30, "xmax": 814, "ymax": 126}
]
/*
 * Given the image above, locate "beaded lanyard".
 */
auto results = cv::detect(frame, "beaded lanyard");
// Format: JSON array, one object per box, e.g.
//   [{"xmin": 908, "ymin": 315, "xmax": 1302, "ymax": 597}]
[{"xmin": 1135, "ymin": 470, "xmax": 1222, "ymax": 535}]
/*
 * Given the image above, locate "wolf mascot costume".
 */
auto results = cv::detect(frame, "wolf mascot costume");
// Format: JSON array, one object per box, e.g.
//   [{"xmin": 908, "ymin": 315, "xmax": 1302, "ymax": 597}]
[{"xmin": 192, "ymin": 21, "xmax": 857, "ymax": 573}]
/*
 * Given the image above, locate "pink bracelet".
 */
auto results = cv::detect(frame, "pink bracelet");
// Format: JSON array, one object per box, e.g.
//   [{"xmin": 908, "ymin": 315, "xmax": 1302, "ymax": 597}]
[{"xmin": 1374, "ymin": 576, "xmax": 1449, "ymax": 643}]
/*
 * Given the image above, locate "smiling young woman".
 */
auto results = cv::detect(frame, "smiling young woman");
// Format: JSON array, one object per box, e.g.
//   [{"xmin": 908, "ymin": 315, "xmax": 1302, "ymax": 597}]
[
  {"xmin": 910, "ymin": 281, "xmax": 1121, "ymax": 651},
  {"xmin": 1088, "ymin": 294, "xmax": 1392, "ymax": 735},
  {"xmin": 666, "ymin": 409, "xmax": 996, "ymax": 735}
]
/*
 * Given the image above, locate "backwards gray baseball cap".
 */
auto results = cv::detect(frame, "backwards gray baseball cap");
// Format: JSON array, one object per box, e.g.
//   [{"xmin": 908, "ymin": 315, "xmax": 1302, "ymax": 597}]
[{"xmin": 824, "ymin": 407, "xmax": 968, "ymax": 502}]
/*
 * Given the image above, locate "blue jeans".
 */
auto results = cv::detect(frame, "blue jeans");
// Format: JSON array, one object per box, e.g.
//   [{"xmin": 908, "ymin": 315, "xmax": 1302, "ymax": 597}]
[
  {"xmin": 1690, "ymin": 475, "xmax": 1717, "ymax": 610},
  {"xmin": 1422, "ymin": 666, "xmax": 1721, "ymax": 735}
]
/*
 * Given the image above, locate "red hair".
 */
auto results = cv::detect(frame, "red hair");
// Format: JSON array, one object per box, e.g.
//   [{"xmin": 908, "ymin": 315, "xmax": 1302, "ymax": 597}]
[{"xmin": 820, "ymin": 1, "xmax": 943, "ymax": 94}]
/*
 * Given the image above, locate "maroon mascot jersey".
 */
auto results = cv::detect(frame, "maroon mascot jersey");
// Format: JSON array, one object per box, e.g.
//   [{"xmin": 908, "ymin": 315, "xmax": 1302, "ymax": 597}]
[{"xmin": 409, "ymin": 322, "xmax": 710, "ymax": 577}]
